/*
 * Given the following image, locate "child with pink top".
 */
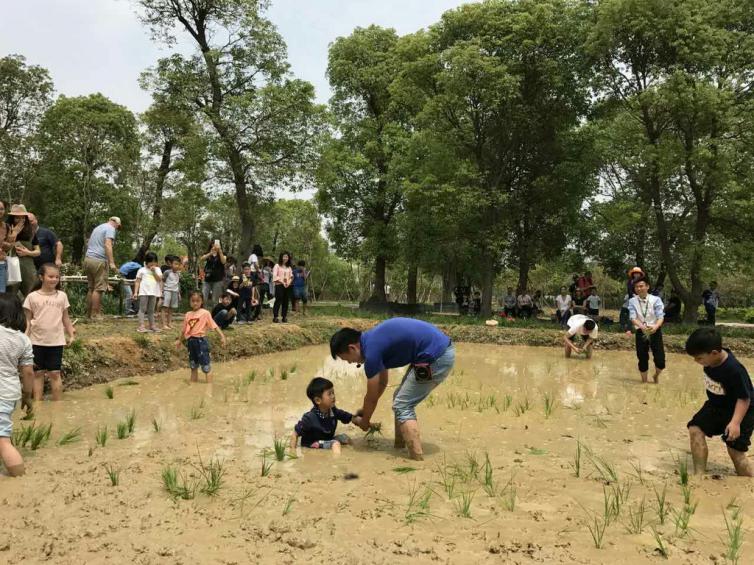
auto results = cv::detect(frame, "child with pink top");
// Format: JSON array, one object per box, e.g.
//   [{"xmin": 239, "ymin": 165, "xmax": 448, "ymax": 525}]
[{"xmin": 22, "ymin": 264, "xmax": 76, "ymax": 401}]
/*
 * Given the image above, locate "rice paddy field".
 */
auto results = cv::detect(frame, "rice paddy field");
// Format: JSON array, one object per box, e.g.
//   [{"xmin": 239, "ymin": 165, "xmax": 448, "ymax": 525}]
[{"xmin": 2, "ymin": 343, "xmax": 752, "ymax": 564}]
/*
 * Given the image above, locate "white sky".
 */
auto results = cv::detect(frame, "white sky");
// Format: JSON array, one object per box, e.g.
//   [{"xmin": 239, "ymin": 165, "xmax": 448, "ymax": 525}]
[{"xmin": 0, "ymin": 0, "xmax": 469, "ymax": 113}]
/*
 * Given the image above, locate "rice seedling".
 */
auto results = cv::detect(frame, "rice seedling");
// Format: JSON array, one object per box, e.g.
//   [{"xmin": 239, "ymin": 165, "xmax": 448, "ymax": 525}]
[
  {"xmin": 653, "ymin": 483, "xmax": 670, "ymax": 525},
  {"xmin": 393, "ymin": 466, "xmax": 417, "ymax": 474},
  {"xmin": 501, "ymin": 394, "xmax": 513, "ymax": 412},
  {"xmin": 266, "ymin": 367, "xmax": 275, "ymax": 381},
  {"xmin": 672, "ymin": 502, "xmax": 696, "ymax": 537},
  {"xmin": 585, "ymin": 513, "xmax": 608, "ymax": 549},
  {"xmin": 592, "ymin": 416, "xmax": 608, "ymax": 429},
  {"xmin": 454, "ymin": 490, "xmax": 475, "ymax": 518},
  {"xmin": 152, "ymin": 417, "xmax": 161, "ymax": 432},
  {"xmin": 727, "ymin": 496, "xmax": 741, "ymax": 510},
  {"xmin": 571, "ymin": 440, "xmax": 582, "ymax": 478},
  {"xmin": 651, "ymin": 527, "xmax": 669, "ymax": 558},
  {"xmin": 723, "ymin": 506, "xmax": 744, "ymax": 565},
  {"xmin": 243, "ymin": 370, "xmax": 256, "ymax": 385},
  {"xmin": 105, "ymin": 463, "xmax": 120, "ymax": 486},
  {"xmin": 404, "ymin": 480, "xmax": 432, "ymax": 524},
  {"xmin": 465, "ymin": 451, "xmax": 480, "ymax": 479},
  {"xmin": 11, "ymin": 422, "xmax": 35, "ymax": 448},
  {"xmin": 126, "ymin": 409, "xmax": 136, "ymax": 434},
  {"xmin": 273, "ymin": 437, "xmax": 288, "ymax": 461},
  {"xmin": 542, "ymin": 391, "xmax": 557, "ymax": 418},
  {"xmin": 625, "ymin": 496, "xmax": 647, "ymax": 534},
  {"xmin": 57, "ymin": 427, "xmax": 82, "ymax": 446},
  {"xmin": 436, "ymin": 458, "xmax": 457, "ymax": 499},
  {"xmin": 161, "ymin": 465, "xmax": 196, "ymax": 500},
  {"xmin": 364, "ymin": 422, "xmax": 383, "ymax": 440},
  {"xmin": 674, "ymin": 453, "xmax": 689, "ymax": 486},
  {"xmin": 189, "ymin": 404, "xmax": 204, "ymax": 420},
  {"xmin": 587, "ymin": 449, "xmax": 618, "ymax": 483},
  {"xmin": 681, "ymin": 483, "xmax": 694, "ymax": 507},
  {"xmin": 282, "ymin": 494, "xmax": 295, "ymax": 516},
  {"xmin": 196, "ymin": 454, "xmax": 225, "ymax": 496},
  {"xmin": 95, "ymin": 425, "xmax": 108, "ymax": 447},
  {"xmin": 280, "ymin": 369, "xmax": 288, "ymax": 380},
  {"xmin": 289, "ymin": 363, "xmax": 297, "ymax": 374},
  {"xmin": 30, "ymin": 423, "xmax": 52, "ymax": 450},
  {"xmin": 481, "ymin": 453, "xmax": 496, "ymax": 496},
  {"xmin": 105, "ymin": 386, "xmax": 114, "ymax": 399},
  {"xmin": 629, "ymin": 460, "xmax": 645, "ymax": 485},
  {"xmin": 260, "ymin": 451, "xmax": 273, "ymax": 477},
  {"xmin": 499, "ymin": 474, "xmax": 516, "ymax": 511},
  {"xmin": 116, "ymin": 421, "xmax": 129, "ymax": 439},
  {"xmin": 528, "ymin": 447, "xmax": 547, "ymax": 456},
  {"xmin": 602, "ymin": 485, "xmax": 621, "ymax": 525},
  {"xmin": 513, "ymin": 397, "xmax": 531, "ymax": 417},
  {"xmin": 117, "ymin": 380, "xmax": 139, "ymax": 386}
]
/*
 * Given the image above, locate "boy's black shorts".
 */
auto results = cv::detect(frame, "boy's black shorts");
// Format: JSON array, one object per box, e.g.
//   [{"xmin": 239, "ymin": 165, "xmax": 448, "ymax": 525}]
[{"xmin": 687, "ymin": 401, "xmax": 754, "ymax": 452}]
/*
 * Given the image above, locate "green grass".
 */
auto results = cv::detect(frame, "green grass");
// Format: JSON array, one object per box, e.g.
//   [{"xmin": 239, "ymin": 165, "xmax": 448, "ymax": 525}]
[
  {"xmin": 11, "ymin": 422, "xmax": 36, "ymax": 448},
  {"xmin": 653, "ymin": 483, "xmax": 670, "ymax": 525},
  {"xmin": 57, "ymin": 427, "xmax": 82, "ymax": 446},
  {"xmin": 95, "ymin": 425, "xmax": 108, "ymax": 447},
  {"xmin": 587, "ymin": 448, "xmax": 618, "ymax": 483},
  {"xmin": 393, "ymin": 466, "xmax": 417, "ymax": 474},
  {"xmin": 133, "ymin": 334, "xmax": 151, "ymax": 348},
  {"xmin": 30, "ymin": 423, "xmax": 52, "ymax": 450},
  {"xmin": 436, "ymin": 457, "xmax": 457, "ymax": 499},
  {"xmin": 453, "ymin": 490, "xmax": 475, "ymax": 518},
  {"xmin": 651, "ymin": 527, "xmax": 669, "ymax": 558},
  {"xmin": 672, "ymin": 501, "xmax": 697, "ymax": 537},
  {"xmin": 261, "ymin": 451, "xmax": 273, "ymax": 477},
  {"xmin": 126, "ymin": 409, "xmax": 136, "ymax": 434},
  {"xmin": 243, "ymin": 370, "xmax": 256, "ymax": 385},
  {"xmin": 585, "ymin": 513, "xmax": 608, "ymax": 549},
  {"xmin": 542, "ymin": 391, "xmax": 557, "ymax": 418},
  {"xmin": 280, "ymin": 369, "xmax": 288, "ymax": 380},
  {"xmin": 105, "ymin": 386, "xmax": 114, "ymax": 399},
  {"xmin": 196, "ymin": 454, "xmax": 225, "ymax": 496},
  {"xmin": 152, "ymin": 417, "xmax": 161, "ymax": 432},
  {"xmin": 404, "ymin": 480, "xmax": 433, "ymax": 524},
  {"xmin": 161, "ymin": 465, "xmax": 197, "ymax": 500},
  {"xmin": 572, "ymin": 440, "xmax": 582, "ymax": 478},
  {"xmin": 625, "ymin": 496, "xmax": 647, "ymax": 534},
  {"xmin": 512, "ymin": 396, "xmax": 531, "ymax": 417},
  {"xmin": 481, "ymin": 453, "xmax": 496, "ymax": 496},
  {"xmin": 675, "ymin": 453, "xmax": 689, "ymax": 486},
  {"xmin": 116, "ymin": 421, "xmax": 129, "ymax": 439},
  {"xmin": 723, "ymin": 506, "xmax": 744, "ymax": 565},
  {"xmin": 282, "ymin": 495, "xmax": 295, "ymax": 516},
  {"xmin": 105, "ymin": 463, "xmax": 120, "ymax": 486},
  {"xmin": 273, "ymin": 437, "xmax": 288, "ymax": 461}
]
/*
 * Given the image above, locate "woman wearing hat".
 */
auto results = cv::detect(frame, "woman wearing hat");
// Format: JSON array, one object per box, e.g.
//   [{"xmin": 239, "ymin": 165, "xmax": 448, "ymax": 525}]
[
  {"xmin": 6, "ymin": 205, "xmax": 40, "ymax": 298},
  {"xmin": 0, "ymin": 201, "xmax": 22, "ymax": 293}
]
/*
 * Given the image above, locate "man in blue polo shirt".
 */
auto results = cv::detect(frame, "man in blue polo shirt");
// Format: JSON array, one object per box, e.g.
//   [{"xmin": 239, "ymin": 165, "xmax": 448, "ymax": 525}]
[{"xmin": 330, "ymin": 317, "xmax": 455, "ymax": 460}]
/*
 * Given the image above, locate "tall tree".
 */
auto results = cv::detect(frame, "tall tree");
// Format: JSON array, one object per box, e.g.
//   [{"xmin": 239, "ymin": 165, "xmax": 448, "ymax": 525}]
[
  {"xmin": 138, "ymin": 0, "xmax": 325, "ymax": 257},
  {"xmin": 0, "ymin": 54, "xmax": 54, "ymax": 202},
  {"xmin": 32, "ymin": 94, "xmax": 140, "ymax": 262},
  {"xmin": 317, "ymin": 26, "xmax": 408, "ymax": 304}
]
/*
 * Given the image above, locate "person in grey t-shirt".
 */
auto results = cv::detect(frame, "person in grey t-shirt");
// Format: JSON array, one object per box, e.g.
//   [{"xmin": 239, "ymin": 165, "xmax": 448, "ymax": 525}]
[{"xmin": 84, "ymin": 216, "xmax": 120, "ymax": 319}]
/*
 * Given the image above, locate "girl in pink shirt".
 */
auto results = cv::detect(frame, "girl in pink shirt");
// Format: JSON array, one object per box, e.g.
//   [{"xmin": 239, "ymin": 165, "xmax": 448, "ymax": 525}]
[
  {"xmin": 22, "ymin": 264, "xmax": 76, "ymax": 401},
  {"xmin": 272, "ymin": 251, "xmax": 293, "ymax": 323}
]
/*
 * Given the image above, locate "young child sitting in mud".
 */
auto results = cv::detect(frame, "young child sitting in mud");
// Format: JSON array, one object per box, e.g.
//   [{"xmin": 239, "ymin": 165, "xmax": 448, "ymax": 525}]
[
  {"xmin": 290, "ymin": 377, "xmax": 363, "ymax": 455},
  {"xmin": 686, "ymin": 328, "xmax": 754, "ymax": 477},
  {"xmin": 175, "ymin": 291, "xmax": 226, "ymax": 384}
]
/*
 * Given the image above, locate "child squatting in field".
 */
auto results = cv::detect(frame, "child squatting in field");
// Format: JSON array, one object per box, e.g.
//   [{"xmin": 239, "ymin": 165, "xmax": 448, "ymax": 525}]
[
  {"xmin": 563, "ymin": 314, "xmax": 597, "ymax": 359},
  {"xmin": 290, "ymin": 377, "xmax": 364, "ymax": 455},
  {"xmin": 686, "ymin": 327, "xmax": 754, "ymax": 477},
  {"xmin": 175, "ymin": 291, "xmax": 226, "ymax": 383}
]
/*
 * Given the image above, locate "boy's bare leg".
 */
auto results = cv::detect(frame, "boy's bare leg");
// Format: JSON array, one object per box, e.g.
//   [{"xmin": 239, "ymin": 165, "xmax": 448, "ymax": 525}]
[
  {"xmin": 585, "ymin": 343, "xmax": 593, "ymax": 359},
  {"xmin": 206, "ymin": 370, "xmax": 213, "ymax": 384},
  {"xmin": 640, "ymin": 371, "xmax": 649, "ymax": 384},
  {"xmin": 166, "ymin": 309, "xmax": 172, "ymax": 328},
  {"xmin": 190, "ymin": 368, "xmax": 199, "ymax": 383},
  {"xmin": 689, "ymin": 426, "xmax": 708, "ymax": 474},
  {"xmin": 0, "ymin": 438, "xmax": 25, "ymax": 476},
  {"xmin": 564, "ymin": 343, "xmax": 572, "ymax": 358},
  {"xmin": 394, "ymin": 417, "xmax": 406, "ymax": 449},
  {"xmin": 32, "ymin": 371, "xmax": 45, "ymax": 401},
  {"xmin": 399, "ymin": 420, "xmax": 424, "ymax": 461},
  {"xmin": 727, "ymin": 447, "xmax": 754, "ymax": 477},
  {"xmin": 331, "ymin": 440, "xmax": 342, "ymax": 456},
  {"xmin": 49, "ymin": 371, "xmax": 63, "ymax": 401},
  {"xmin": 653, "ymin": 369, "xmax": 663, "ymax": 384}
]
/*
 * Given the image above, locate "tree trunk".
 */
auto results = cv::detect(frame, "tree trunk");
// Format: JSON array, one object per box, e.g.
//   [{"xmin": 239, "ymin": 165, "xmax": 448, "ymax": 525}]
[
  {"xmin": 136, "ymin": 138, "xmax": 174, "ymax": 262},
  {"xmin": 407, "ymin": 261, "xmax": 418, "ymax": 305},
  {"xmin": 516, "ymin": 241, "xmax": 531, "ymax": 295},
  {"xmin": 480, "ymin": 262, "xmax": 495, "ymax": 318},
  {"xmin": 370, "ymin": 255, "xmax": 387, "ymax": 303},
  {"xmin": 442, "ymin": 265, "xmax": 456, "ymax": 303}
]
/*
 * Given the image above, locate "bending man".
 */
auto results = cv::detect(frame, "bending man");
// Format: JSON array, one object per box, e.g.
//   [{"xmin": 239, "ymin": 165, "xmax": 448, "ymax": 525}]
[{"xmin": 330, "ymin": 318, "xmax": 455, "ymax": 461}]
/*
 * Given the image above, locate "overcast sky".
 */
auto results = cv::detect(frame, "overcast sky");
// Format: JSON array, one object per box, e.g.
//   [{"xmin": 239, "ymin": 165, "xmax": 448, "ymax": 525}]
[{"xmin": 0, "ymin": 0, "xmax": 469, "ymax": 113}]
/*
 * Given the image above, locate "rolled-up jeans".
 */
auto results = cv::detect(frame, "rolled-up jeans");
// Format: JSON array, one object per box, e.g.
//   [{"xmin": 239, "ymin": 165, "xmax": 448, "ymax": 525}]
[
  {"xmin": 0, "ymin": 261, "xmax": 6, "ymax": 293},
  {"xmin": 393, "ymin": 343, "xmax": 456, "ymax": 422}
]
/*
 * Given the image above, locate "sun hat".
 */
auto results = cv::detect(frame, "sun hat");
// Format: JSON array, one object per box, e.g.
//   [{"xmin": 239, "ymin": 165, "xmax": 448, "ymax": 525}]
[
  {"xmin": 109, "ymin": 216, "xmax": 122, "ymax": 227},
  {"xmin": 231, "ymin": 276, "xmax": 240, "ymax": 281},
  {"xmin": 9, "ymin": 204, "xmax": 31, "ymax": 217},
  {"xmin": 628, "ymin": 266, "xmax": 644, "ymax": 276}
]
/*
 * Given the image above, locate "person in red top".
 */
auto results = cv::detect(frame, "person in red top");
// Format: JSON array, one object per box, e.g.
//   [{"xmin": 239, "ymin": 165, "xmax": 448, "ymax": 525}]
[
  {"xmin": 577, "ymin": 271, "xmax": 595, "ymax": 298},
  {"xmin": 175, "ymin": 291, "xmax": 226, "ymax": 383}
]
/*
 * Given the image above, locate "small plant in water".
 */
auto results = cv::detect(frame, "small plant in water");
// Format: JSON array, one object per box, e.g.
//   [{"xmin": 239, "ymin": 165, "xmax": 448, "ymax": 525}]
[
  {"xmin": 454, "ymin": 490, "xmax": 475, "ymax": 518},
  {"xmin": 499, "ymin": 474, "xmax": 516, "ymax": 511},
  {"xmin": 161, "ymin": 465, "xmax": 196, "ymax": 500},
  {"xmin": 405, "ymin": 480, "xmax": 432, "ymax": 524},
  {"xmin": 196, "ymin": 453, "xmax": 225, "ymax": 496},
  {"xmin": 126, "ymin": 409, "xmax": 136, "ymax": 434},
  {"xmin": 30, "ymin": 423, "xmax": 52, "ymax": 450},
  {"xmin": 95, "ymin": 425, "xmax": 108, "ymax": 447},
  {"xmin": 572, "ymin": 440, "xmax": 582, "ymax": 478},
  {"xmin": 653, "ymin": 483, "xmax": 670, "ymax": 525},
  {"xmin": 105, "ymin": 386, "xmax": 114, "ymax": 399},
  {"xmin": 675, "ymin": 453, "xmax": 689, "ymax": 486},
  {"xmin": 364, "ymin": 422, "xmax": 383, "ymax": 440},
  {"xmin": 393, "ymin": 466, "xmax": 417, "ymax": 474},
  {"xmin": 672, "ymin": 502, "xmax": 696, "ymax": 537},
  {"xmin": 651, "ymin": 527, "xmax": 669, "ymax": 558},
  {"xmin": 542, "ymin": 391, "xmax": 556, "ymax": 418},
  {"xmin": 625, "ymin": 496, "xmax": 647, "ymax": 534},
  {"xmin": 282, "ymin": 494, "xmax": 295, "ymax": 516},
  {"xmin": 152, "ymin": 417, "xmax": 161, "ymax": 432},
  {"xmin": 116, "ymin": 421, "xmax": 129, "ymax": 440},
  {"xmin": 481, "ymin": 453, "xmax": 496, "ymax": 496},
  {"xmin": 189, "ymin": 404, "xmax": 204, "ymax": 420},
  {"xmin": 261, "ymin": 451, "xmax": 274, "ymax": 477},
  {"xmin": 273, "ymin": 437, "xmax": 288, "ymax": 461},
  {"xmin": 280, "ymin": 369, "xmax": 288, "ymax": 380},
  {"xmin": 57, "ymin": 427, "xmax": 82, "ymax": 446},
  {"xmin": 105, "ymin": 463, "xmax": 120, "ymax": 486},
  {"xmin": 436, "ymin": 457, "xmax": 457, "ymax": 499},
  {"xmin": 585, "ymin": 513, "xmax": 608, "ymax": 549},
  {"xmin": 723, "ymin": 506, "xmax": 744, "ymax": 565}
]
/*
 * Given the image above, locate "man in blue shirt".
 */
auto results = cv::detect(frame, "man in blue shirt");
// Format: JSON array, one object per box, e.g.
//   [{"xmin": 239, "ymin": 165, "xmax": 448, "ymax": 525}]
[
  {"xmin": 330, "ymin": 317, "xmax": 455, "ymax": 460},
  {"xmin": 84, "ymin": 216, "xmax": 120, "ymax": 319}
]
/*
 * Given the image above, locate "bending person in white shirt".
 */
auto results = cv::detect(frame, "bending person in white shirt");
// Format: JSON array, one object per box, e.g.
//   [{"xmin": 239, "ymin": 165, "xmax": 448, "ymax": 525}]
[
  {"xmin": 628, "ymin": 276, "xmax": 666, "ymax": 384},
  {"xmin": 564, "ymin": 314, "xmax": 598, "ymax": 359}
]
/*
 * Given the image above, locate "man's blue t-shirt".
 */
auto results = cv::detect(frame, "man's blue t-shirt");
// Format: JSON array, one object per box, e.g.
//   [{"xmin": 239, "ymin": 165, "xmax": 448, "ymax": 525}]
[
  {"xmin": 293, "ymin": 267, "xmax": 307, "ymax": 288},
  {"xmin": 360, "ymin": 317, "xmax": 451, "ymax": 379},
  {"xmin": 86, "ymin": 222, "xmax": 117, "ymax": 261}
]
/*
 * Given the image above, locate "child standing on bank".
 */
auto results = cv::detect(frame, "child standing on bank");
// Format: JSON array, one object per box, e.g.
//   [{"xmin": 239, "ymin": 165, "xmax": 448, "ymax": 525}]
[
  {"xmin": 135, "ymin": 252, "xmax": 163, "ymax": 333},
  {"xmin": 161, "ymin": 257, "xmax": 182, "ymax": 330},
  {"xmin": 290, "ymin": 377, "xmax": 363, "ymax": 455},
  {"xmin": 628, "ymin": 276, "xmax": 665, "ymax": 384},
  {"xmin": 176, "ymin": 291, "xmax": 226, "ymax": 383},
  {"xmin": 686, "ymin": 328, "xmax": 754, "ymax": 477},
  {"xmin": 292, "ymin": 260, "xmax": 310, "ymax": 315},
  {"xmin": 0, "ymin": 294, "xmax": 35, "ymax": 476},
  {"xmin": 22, "ymin": 264, "xmax": 76, "ymax": 401}
]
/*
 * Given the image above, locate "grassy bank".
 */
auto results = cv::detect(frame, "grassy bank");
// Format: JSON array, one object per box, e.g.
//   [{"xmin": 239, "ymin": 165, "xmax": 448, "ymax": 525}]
[{"xmin": 60, "ymin": 307, "xmax": 754, "ymax": 391}]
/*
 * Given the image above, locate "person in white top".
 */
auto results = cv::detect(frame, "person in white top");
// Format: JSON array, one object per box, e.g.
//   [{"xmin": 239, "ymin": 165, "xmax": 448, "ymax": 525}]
[
  {"xmin": 628, "ymin": 276, "xmax": 665, "ymax": 384},
  {"xmin": 585, "ymin": 289, "xmax": 601, "ymax": 316},
  {"xmin": 555, "ymin": 286, "xmax": 572, "ymax": 327},
  {"xmin": 564, "ymin": 314, "xmax": 598, "ymax": 359},
  {"xmin": 134, "ymin": 252, "xmax": 163, "ymax": 333}
]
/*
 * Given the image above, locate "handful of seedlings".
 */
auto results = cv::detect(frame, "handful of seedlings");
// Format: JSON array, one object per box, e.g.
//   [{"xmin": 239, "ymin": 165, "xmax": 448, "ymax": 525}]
[{"xmin": 364, "ymin": 422, "xmax": 383, "ymax": 440}]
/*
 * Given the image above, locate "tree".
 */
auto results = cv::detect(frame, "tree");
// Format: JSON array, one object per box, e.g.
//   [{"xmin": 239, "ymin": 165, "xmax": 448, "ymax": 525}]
[
  {"xmin": 317, "ymin": 26, "xmax": 408, "ymax": 304},
  {"xmin": 138, "ymin": 0, "xmax": 325, "ymax": 256},
  {"xmin": 588, "ymin": 0, "xmax": 754, "ymax": 321},
  {"xmin": 0, "ymin": 54, "xmax": 53, "ymax": 202},
  {"xmin": 32, "ymin": 94, "xmax": 140, "ymax": 262}
]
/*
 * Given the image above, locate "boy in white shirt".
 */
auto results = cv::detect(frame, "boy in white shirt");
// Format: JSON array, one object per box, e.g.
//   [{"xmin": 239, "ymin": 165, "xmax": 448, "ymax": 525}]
[
  {"xmin": 555, "ymin": 286, "xmax": 572, "ymax": 327},
  {"xmin": 564, "ymin": 314, "xmax": 598, "ymax": 359},
  {"xmin": 628, "ymin": 276, "xmax": 665, "ymax": 384},
  {"xmin": 585, "ymin": 288, "xmax": 601, "ymax": 317}
]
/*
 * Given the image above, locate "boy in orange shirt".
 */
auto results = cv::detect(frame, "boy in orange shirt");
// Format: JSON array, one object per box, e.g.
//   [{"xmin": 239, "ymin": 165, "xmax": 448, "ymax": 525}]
[{"xmin": 176, "ymin": 291, "xmax": 226, "ymax": 383}]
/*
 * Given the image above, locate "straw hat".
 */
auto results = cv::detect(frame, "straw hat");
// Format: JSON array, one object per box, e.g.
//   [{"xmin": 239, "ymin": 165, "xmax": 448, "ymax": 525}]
[
  {"xmin": 9, "ymin": 204, "xmax": 30, "ymax": 217},
  {"xmin": 628, "ymin": 266, "xmax": 644, "ymax": 276}
]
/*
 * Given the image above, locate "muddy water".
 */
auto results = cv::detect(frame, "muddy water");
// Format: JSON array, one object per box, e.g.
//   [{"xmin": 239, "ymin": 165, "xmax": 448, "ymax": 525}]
[{"xmin": 2, "ymin": 344, "xmax": 753, "ymax": 564}]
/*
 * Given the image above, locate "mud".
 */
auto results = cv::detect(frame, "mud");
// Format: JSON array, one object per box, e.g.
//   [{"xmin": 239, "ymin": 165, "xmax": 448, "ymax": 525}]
[{"xmin": 2, "ymin": 343, "xmax": 753, "ymax": 564}]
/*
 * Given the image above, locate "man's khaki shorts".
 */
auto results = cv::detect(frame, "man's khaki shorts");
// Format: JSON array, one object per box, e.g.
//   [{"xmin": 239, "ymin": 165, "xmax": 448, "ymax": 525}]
[{"xmin": 84, "ymin": 257, "xmax": 108, "ymax": 292}]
